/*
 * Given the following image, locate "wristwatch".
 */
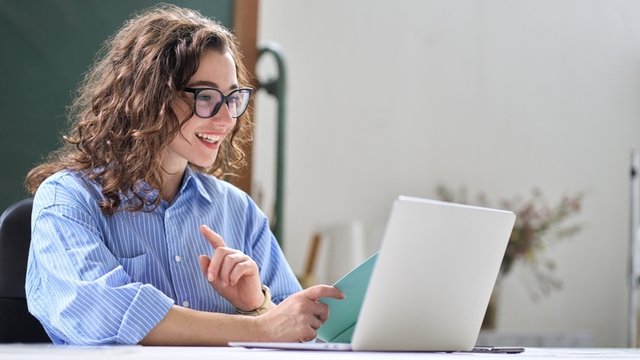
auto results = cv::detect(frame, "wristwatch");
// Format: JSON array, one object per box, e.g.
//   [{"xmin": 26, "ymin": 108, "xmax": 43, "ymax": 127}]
[{"xmin": 235, "ymin": 284, "xmax": 272, "ymax": 316}]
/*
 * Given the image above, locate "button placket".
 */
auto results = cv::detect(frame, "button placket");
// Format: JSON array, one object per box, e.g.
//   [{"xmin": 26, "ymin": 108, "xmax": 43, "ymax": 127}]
[{"xmin": 165, "ymin": 208, "xmax": 191, "ymax": 310}]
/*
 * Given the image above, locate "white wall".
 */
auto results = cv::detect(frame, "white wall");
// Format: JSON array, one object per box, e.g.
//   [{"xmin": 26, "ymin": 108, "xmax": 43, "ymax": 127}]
[{"xmin": 254, "ymin": 0, "xmax": 640, "ymax": 347}]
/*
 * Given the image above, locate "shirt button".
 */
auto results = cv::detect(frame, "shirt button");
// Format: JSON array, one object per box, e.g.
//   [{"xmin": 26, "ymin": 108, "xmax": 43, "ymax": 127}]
[
  {"xmin": 174, "ymin": 255, "xmax": 181, "ymax": 262},
  {"xmin": 182, "ymin": 300, "xmax": 190, "ymax": 308}
]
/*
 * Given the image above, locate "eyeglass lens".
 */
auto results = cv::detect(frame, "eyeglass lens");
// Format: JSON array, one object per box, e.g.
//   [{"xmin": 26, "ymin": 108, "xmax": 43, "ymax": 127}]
[{"xmin": 193, "ymin": 88, "xmax": 251, "ymax": 118}]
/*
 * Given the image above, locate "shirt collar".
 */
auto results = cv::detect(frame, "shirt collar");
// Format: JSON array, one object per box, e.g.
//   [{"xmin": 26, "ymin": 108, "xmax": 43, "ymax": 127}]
[
  {"xmin": 180, "ymin": 166, "xmax": 213, "ymax": 203},
  {"xmin": 130, "ymin": 181, "xmax": 160, "ymax": 206},
  {"xmin": 116, "ymin": 167, "xmax": 213, "ymax": 208}
]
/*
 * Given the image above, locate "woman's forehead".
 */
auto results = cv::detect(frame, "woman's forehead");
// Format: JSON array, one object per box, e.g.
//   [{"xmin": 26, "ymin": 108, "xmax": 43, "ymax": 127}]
[{"xmin": 188, "ymin": 50, "xmax": 238, "ymax": 91}]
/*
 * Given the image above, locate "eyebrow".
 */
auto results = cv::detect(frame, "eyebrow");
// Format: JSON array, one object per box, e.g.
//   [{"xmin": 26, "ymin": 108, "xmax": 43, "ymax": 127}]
[{"xmin": 187, "ymin": 80, "xmax": 239, "ymax": 90}]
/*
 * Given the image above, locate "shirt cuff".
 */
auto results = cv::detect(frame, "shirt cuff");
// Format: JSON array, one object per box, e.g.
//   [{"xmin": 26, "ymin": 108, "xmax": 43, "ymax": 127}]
[{"xmin": 117, "ymin": 284, "xmax": 175, "ymax": 344}]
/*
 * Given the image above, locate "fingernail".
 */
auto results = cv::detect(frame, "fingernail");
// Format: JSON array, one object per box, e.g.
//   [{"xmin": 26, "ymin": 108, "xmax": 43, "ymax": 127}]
[{"xmin": 208, "ymin": 273, "xmax": 214, "ymax": 282}]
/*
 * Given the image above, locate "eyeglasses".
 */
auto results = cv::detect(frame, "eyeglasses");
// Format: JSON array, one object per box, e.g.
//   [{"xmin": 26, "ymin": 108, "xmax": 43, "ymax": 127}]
[{"xmin": 183, "ymin": 87, "xmax": 253, "ymax": 119}]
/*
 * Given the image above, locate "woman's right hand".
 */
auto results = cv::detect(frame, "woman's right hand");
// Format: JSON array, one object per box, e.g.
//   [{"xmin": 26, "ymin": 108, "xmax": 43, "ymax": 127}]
[{"xmin": 254, "ymin": 285, "xmax": 344, "ymax": 342}]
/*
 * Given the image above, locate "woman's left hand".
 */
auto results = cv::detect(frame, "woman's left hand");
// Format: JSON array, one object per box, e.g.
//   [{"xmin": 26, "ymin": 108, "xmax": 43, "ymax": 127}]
[{"xmin": 197, "ymin": 224, "xmax": 264, "ymax": 312}]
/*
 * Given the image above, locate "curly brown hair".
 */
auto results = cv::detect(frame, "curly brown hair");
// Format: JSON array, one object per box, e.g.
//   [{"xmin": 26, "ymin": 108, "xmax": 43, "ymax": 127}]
[{"xmin": 25, "ymin": 4, "xmax": 252, "ymax": 214}]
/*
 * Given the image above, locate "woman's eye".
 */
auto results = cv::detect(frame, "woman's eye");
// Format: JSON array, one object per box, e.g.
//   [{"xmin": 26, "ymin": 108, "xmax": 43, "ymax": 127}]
[{"xmin": 228, "ymin": 95, "xmax": 240, "ymax": 105}]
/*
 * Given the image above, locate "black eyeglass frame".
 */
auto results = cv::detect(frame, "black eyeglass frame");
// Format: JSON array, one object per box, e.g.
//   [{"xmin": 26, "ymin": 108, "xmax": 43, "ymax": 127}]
[{"xmin": 183, "ymin": 87, "xmax": 253, "ymax": 119}]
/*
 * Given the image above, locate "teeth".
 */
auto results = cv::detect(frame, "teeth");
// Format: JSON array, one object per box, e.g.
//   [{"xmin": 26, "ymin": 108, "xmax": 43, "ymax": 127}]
[{"xmin": 196, "ymin": 132, "xmax": 221, "ymax": 143}]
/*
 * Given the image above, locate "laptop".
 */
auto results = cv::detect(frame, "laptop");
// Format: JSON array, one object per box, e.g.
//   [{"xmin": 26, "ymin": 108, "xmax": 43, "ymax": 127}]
[{"xmin": 230, "ymin": 196, "xmax": 518, "ymax": 352}]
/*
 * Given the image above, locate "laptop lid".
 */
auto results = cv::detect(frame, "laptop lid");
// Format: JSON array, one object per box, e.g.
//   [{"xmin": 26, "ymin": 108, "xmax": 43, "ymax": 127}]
[
  {"xmin": 351, "ymin": 196, "xmax": 515, "ymax": 351},
  {"xmin": 230, "ymin": 196, "xmax": 515, "ymax": 352}
]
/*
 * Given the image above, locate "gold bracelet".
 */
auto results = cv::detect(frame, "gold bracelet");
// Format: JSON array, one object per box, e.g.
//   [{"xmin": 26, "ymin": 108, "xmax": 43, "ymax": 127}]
[{"xmin": 235, "ymin": 284, "xmax": 272, "ymax": 316}]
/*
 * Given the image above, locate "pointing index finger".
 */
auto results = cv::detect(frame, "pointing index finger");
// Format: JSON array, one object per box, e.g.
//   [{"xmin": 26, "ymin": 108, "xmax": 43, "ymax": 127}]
[{"xmin": 199, "ymin": 224, "xmax": 226, "ymax": 249}]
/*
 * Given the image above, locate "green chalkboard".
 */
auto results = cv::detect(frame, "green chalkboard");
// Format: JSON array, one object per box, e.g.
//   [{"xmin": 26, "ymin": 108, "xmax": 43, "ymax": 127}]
[{"xmin": 0, "ymin": 0, "xmax": 234, "ymax": 211}]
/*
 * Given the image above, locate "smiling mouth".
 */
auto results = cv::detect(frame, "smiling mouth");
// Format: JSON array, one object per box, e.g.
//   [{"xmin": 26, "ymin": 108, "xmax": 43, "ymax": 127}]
[{"xmin": 196, "ymin": 132, "xmax": 222, "ymax": 144}]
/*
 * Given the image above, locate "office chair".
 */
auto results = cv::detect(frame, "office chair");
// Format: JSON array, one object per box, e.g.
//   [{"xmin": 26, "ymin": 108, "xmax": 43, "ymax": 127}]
[{"xmin": 0, "ymin": 198, "xmax": 50, "ymax": 342}]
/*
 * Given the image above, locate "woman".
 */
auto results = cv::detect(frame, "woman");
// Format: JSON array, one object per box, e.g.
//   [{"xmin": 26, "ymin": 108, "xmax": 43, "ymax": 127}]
[{"xmin": 24, "ymin": 4, "xmax": 342, "ymax": 345}]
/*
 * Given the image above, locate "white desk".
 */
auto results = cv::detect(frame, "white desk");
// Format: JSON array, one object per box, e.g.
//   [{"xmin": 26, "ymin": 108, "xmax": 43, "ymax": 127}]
[{"xmin": 1, "ymin": 345, "xmax": 640, "ymax": 360}]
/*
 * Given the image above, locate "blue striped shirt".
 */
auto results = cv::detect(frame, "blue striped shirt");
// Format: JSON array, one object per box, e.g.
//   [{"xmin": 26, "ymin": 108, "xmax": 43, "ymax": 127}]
[{"xmin": 25, "ymin": 167, "xmax": 302, "ymax": 345}]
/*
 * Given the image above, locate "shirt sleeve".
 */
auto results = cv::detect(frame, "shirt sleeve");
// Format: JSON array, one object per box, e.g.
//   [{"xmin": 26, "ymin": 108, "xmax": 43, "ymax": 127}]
[
  {"xmin": 25, "ymin": 177, "xmax": 174, "ymax": 345},
  {"xmin": 241, "ymin": 195, "xmax": 303, "ymax": 304}
]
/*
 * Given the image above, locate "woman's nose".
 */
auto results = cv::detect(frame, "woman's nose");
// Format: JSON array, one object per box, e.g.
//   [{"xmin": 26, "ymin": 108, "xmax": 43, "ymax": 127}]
[{"xmin": 212, "ymin": 102, "xmax": 236, "ymax": 124}]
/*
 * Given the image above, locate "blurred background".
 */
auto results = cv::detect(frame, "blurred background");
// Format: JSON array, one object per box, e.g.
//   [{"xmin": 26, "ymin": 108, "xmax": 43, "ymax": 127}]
[
  {"xmin": 2, "ymin": 0, "xmax": 640, "ymax": 348},
  {"xmin": 255, "ymin": 0, "xmax": 640, "ymax": 348}
]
